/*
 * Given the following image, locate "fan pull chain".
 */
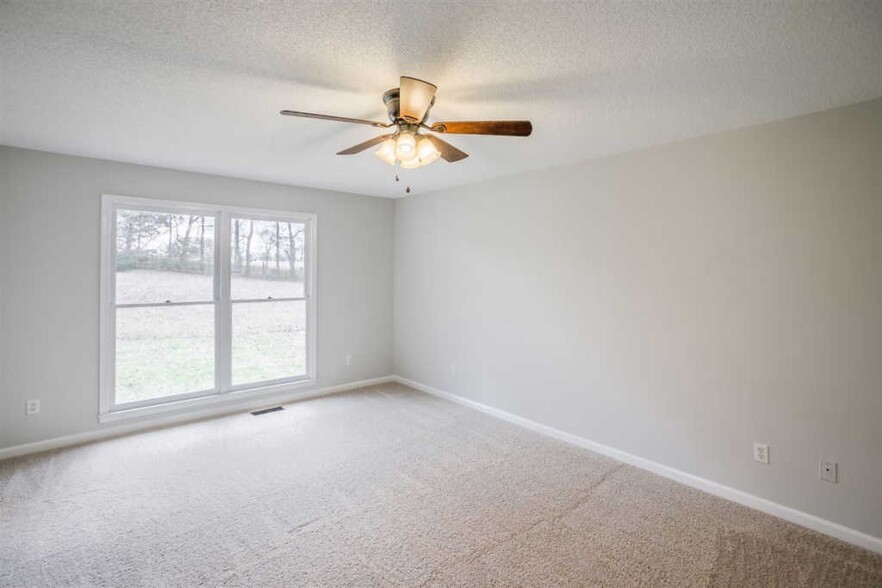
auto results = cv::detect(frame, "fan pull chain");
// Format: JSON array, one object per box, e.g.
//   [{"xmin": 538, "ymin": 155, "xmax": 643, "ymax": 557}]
[{"xmin": 392, "ymin": 161, "xmax": 410, "ymax": 194}]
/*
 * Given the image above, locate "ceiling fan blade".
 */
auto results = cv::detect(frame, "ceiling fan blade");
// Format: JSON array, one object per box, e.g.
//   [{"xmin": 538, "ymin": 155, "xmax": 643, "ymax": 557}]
[
  {"xmin": 336, "ymin": 134, "xmax": 394, "ymax": 155},
  {"xmin": 425, "ymin": 135, "xmax": 469, "ymax": 163},
  {"xmin": 399, "ymin": 76, "xmax": 437, "ymax": 123},
  {"xmin": 280, "ymin": 110, "xmax": 389, "ymax": 128},
  {"xmin": 430, "ymin": 121, "xmax": 533, "ymax": 136}
]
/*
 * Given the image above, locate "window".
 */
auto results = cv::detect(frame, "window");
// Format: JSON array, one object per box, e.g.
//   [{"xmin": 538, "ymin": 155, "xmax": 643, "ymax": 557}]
[{"xmin": 100, "ymin": 195, "xmax": 316, "ymax": 420}]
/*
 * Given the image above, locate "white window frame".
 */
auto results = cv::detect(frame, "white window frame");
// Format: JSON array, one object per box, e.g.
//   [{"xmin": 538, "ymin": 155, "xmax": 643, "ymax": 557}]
[{"xmin": 99, "ymin": 194, "xmax": 317, "ymax": 423}]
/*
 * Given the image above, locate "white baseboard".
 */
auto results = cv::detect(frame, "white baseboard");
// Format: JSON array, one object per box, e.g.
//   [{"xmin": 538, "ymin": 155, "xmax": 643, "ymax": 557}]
[
  {"xmin": 393, "ymin": 375, "xmax": 882, "ymax": 555},
  {"xmin": 0, "ymin": 375, "xmax": 395, "ymax": 462}
]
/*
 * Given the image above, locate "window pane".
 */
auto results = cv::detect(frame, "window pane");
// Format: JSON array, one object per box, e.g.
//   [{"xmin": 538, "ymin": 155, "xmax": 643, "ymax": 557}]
[
  {"xmin": 232, "ymin": 300, "xmax": 306, "ymax": 386},
  {"xmin": 230, "ymin": 218, "xmax": 304, "ymax": 300},
  {"xmin": 116, "ymin": 305, "xmax": 215, "ymax": 404},
  {"xmin": 116, "ymin": 209, "xmax": 215, "ymax": 304}
]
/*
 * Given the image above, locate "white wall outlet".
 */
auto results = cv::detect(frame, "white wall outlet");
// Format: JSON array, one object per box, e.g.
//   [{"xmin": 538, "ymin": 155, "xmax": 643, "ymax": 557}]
[
  {"xmin": 26, "ymin": 399, "xmax": 40, "ymax": 415},
  {"xmin": 820, "ymin": 460, "xmax": 838, "ymax": 483},
  {"xmin": 450, "ymin": 363, "xmax": 456, "ymax": 376},
  {"xmin": 753, "ymin": 442, "xmax": 769, "ymax": 464},
  {"xmin": 345, "ymin": 355, "xmax": 352, "ymax": 366}
]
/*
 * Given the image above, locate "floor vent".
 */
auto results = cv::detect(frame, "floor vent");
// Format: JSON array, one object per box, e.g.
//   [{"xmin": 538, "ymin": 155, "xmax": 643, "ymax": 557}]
[{"xmin": 250, "ymin": 406, "xmax": 285, "ymax": 416}]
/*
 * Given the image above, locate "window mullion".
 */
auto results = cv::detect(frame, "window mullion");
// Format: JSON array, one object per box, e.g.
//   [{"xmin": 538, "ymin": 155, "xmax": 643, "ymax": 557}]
[
  {"xmin": 217, "ymin": 211, "xmax": 233, "ymax": 392},
  {"xmin": 229, "ymin": 297, "xmax": 306, "ymax": 304},
  {"xmin": 115, "ymin": 300, "xmax": 217, "ymax": 309}
]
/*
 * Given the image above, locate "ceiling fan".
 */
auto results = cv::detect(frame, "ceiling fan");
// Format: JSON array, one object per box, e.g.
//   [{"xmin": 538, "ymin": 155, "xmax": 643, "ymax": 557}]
[{"xmin": 280, "ymin": 76, "xmax": 532, "ymax": 170}]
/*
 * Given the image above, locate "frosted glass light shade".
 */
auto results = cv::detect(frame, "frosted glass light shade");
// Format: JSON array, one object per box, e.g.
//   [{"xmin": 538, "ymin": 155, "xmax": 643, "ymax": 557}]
[
  {"xmin": 374, "ymin": 139, "xmax": 396, "ymax": 165},
  {"xmin": 416, "ymin": 137, "xmax": 440, "ymax": 166},
  {"xmin": 374, "ymin": 132, "xmax": 440, "ymax": 168},
  {"xmin": 395, "ymin": 132, "xmax": 416, "ymax": 161}
]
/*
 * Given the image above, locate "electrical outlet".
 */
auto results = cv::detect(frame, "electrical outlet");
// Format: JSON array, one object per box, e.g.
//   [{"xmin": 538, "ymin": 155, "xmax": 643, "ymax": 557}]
[
  {"xmin": 820, "ymin": 461, "xmax": 838, "ymax": 483},
  {"xmin": 450, "ymin": 363, "xmax": 456, "ymax": 376},
  {"xmin": 345, "ymin": 355, "xmax": 352, "ymax": 366},
  {"xmin": 26, "ymin": 399, "xmax": 40, "ymax": 415},
  {"xmin": 754, "ymin": 443, "xmax": 769, "ymax": 464}
]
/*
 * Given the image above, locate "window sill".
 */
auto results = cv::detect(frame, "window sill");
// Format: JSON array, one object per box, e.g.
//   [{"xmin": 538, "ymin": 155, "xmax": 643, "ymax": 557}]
[{"xmin": 98, "ymin": 378, "xmax": 316, "ymax": 425}]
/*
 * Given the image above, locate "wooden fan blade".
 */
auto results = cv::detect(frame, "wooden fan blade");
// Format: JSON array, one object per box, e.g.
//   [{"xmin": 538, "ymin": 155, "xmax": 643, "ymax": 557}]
[
  {"xmin": 336, "ymin": 134, "xmax": 394, "ymax": 155},
  {"xmin": 280, "ymin": 110, "xmax": 389, "ymax": 128},
  {"xmin": 425, "ymin": 135, "xmax": 469, "ymax": 162},
  {"xmin": 399, "ymin": 76, "xmax": 437, "ymax": 123},
  {"xmin": 430, "ymin": 121, "xmax": 532, "ymax": 136}
]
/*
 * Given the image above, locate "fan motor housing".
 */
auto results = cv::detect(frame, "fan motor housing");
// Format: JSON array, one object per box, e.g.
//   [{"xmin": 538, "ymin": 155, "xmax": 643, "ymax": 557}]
[
  {"xmin": 382, "ymin": 88, "xmax": 400, "ymax": 122},
  {"xmin": 383, "ymin": 87, "xmax": 435, "ymax": 123}
]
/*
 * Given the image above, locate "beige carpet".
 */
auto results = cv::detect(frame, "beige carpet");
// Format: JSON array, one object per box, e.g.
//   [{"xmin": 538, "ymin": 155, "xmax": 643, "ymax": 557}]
[{"xmin": 1, "ymin": 383, "xmax": 880, "ymax": 586}]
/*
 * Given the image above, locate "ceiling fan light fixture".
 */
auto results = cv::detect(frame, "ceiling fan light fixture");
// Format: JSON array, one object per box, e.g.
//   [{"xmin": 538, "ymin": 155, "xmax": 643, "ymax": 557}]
[
  {"xmin": 416, "ymin": 136, "xmax": 440, "ymax": 166},
  {"xmin": 399, "ymin": 157, "xmax": 422, "ymax": 169},
  {"xmin": 374, "ymin": 138, "xmax": 397, "ymax": 165},
  {"xmin": 376, "ymin": 134, "xmax": 439, "ymax": 168},
  {"xmin": 395, "ymin": 132, "xmax": 416, "ymax": 160},
  {"xmin": 281, "ymin": 76, "xmax": 532, "ymax": 174}
]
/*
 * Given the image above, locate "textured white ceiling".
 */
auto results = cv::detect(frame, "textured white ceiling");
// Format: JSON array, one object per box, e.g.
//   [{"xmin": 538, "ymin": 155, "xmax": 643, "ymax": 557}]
[{"xmin": 2, "ymin": 1, "xmax": 881, "ymax": 197}]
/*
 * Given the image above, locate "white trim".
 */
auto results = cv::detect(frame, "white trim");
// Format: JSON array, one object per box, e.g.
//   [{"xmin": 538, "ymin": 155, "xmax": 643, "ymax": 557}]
[
  {"xmin": 0, "ymin": 376, "xmax": 396, "ymax": 462},
  {"xmin": 100, "ymin": 375, "xmax": 314, "ymax": 423},
  {"xmin": 217, "ymin": 209, "xmax": 232, "ymax": 393},
  {"xmin": 108, "ymin": 384, "xmax": 220, "ymax": 414},
  {"xmin": 115, "ymin": 300, "xmax": 217, "ymax": 308},
  {"xmin": 104, "ymin": 194, "xmax": 315, "ymax": 223},
  {"xmin": 99, "ymin": 194, "xmax": 318, "ymax": 421},
  {"xmin": 98, "ymin": 196, "xmax": 115, "ymax": 423},
  {"xmin": 305, "ymin": 213, "xmax": 318, "ymax": 381},
  {"xmin": 226, "ymin": 374, "xmax": 312, "ymax": 395},
  {"xmin": 393, "ymin": 376, "xmax": 882, "ymax": 555},
  {"xmin": 228, "ymin": 297, "xmax": 306, "ymax": 304}
]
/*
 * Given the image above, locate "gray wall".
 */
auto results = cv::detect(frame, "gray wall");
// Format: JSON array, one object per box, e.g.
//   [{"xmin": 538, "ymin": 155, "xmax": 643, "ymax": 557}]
[
  {"xmin": 394, "ymin": 99, "xmax": 882, "ymax": 538},
  {"xmin": 2, "ymin": 99, "xmax": 880, "ymax": 538},
  {"xmin": 0, "ymin": 147, "xmax": 395, "ymax": 449}
]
